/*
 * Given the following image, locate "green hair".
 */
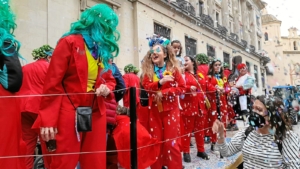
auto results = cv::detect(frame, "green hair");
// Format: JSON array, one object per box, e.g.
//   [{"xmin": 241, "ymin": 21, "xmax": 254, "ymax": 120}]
[
  {"xmin": 0, "ymin": 0, "xmax": 21, "ymax": 56},
  {"xmin": 62, "ymin": 4, "xmax": 120, "ymax": 70},
  {"xmin": 32, "ymin": 45, "xmax": 54, "ymax": 60},
  {"xmin": 195, "ymin": 53, "xmax": 209, "ymax": 64},
  {"xmin": 124, "ymin": 64, "xmax": 139, "ymax": 74}
]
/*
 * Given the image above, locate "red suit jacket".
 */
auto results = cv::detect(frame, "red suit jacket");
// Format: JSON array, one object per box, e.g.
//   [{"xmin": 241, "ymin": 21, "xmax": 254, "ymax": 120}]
[
  {"xmin": 223, "ymin": 69, "xmax": 231, "ymax": 79},
  {"xmin": 197, "ymin": 64, "xmax": 209, "ymax": 76},
  {"xmin": 142, "ymin": 69, "xmax": 185, "ymax": 112},
  {"xmin": 33, "ymin": 35, "xmax": 116, "ymax": 128},
  {"xmin": 180, "ymin": 71, "xmax": 207, "ymax": 116},
  {"xmin": 123, "ymin": 73, "xmax": 140, "ymax": 107},
  {"xmin": 18, "ymin": 59, "xmax": 49, "ymax": 114}
]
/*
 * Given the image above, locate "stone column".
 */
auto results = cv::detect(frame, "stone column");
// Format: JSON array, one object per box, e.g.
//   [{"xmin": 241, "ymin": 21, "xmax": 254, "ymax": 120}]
[
  {"xmin": 221, "ymin": 0, "xmax": 229, "ymax": 31},
  {"xmin": 207, "ymin": 0, "xmax": 215, "ymax": 21},
  {"xmin": 250, "ymin": 6, "xmax": 258, "ymax": 50},
  {"xmin": 241, "ymin": 0, "xmax": 249, "ymax": 43},
  {"xmin": 232, "ymin": 0, "xmax": 240, "ymax": 37}
]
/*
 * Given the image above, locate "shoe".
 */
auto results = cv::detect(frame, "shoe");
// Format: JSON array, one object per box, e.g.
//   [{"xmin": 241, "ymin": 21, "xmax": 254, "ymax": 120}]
[
  {"xmin": 204, "ymin": 136, "xmax": 211, "ymax": 144},
  {"xmin": 162, "ymin": 166, "xmax": 167, "ymax": 169},
  {"xmin": 220, "ymin": 154, "xmax": 223, "ymax": 159},
  {"xmin": 183, "ymin": 153, "xmax": 191, "ymax": 163},
  {"xmin": 211, "ymin": 143, "xmax": 215, "ymax": 151},
  {"xmin": 197, "ymin": 152, "xmax": 210, "ymax": 160},
  {"xmin": 190, "ymin": 143, "xmax": 194, "ymax": 147}
]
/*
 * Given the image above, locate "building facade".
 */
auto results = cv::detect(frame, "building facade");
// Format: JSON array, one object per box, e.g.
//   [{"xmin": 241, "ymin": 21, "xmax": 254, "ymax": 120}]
[
  {"xmin": 262, "ymin": 8, "xmax": 300, "ymax": 87},
  {"xmin": 11, "ymin": 0, "xmax": 268, "ymax": 95}
]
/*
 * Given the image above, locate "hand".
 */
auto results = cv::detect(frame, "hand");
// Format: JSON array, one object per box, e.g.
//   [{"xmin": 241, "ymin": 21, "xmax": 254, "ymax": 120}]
[
  {"xmin": 155, "ymin": 91, "xmax": 163, "ymax": 103},
  {"xmin": 95, "ymin": 84, "xmax": 111, "ymax": 97},
  {"xmin": 41, "ymin": 127, "xmax": 58, "ymax": 142},
  {"xmin": 159, "ymin": 75, "xmax": 174, "ymax": 85},
  {"xmin": 190, "ymin": 86, "xmax": 197, "ymax": 92},
  {"xmin": 212, "ymin": 119, "xmax": 225, "ymax": 136}
]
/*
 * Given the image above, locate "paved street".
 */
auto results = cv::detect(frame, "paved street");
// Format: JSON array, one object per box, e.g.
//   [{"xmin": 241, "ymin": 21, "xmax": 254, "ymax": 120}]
[{"xmin": 182, "ymin": 121, "xmax": 300, "ymax": 169}]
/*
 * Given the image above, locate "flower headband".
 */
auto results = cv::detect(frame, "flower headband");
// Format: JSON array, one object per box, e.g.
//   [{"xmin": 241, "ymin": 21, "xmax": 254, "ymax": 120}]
[{"xmin": 147, "ymin": 34, "xmax": 170, "ymax": 48}]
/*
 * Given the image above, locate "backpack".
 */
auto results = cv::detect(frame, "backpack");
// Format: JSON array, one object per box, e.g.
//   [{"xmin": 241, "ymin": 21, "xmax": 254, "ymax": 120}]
[
  {"xmin": 0, "ymin": 41, "xmax": 23, "ymax": 92},
  {"xmin": 236, "ymin": 126, "xmax": 283, "ymax": 169}
]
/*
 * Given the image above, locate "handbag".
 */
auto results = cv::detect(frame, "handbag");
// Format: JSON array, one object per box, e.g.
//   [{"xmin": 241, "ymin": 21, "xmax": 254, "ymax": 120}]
[
  {"xmin": 191, "ymin": 74, "xmax": 211, "ymax": 109},
  {"xmin": 62, "ymin": 83, "xmax": 95, "ymax": 132}
]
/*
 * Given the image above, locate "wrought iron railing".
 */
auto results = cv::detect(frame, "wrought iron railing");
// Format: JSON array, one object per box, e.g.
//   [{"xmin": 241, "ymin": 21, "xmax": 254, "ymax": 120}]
[
  {"xmin": 241, "ymin": 39, "xmax": 248, "ymax": 47},
  {"xmin": 201, "ymin": 14, "xmax": 214, "ymax": 27},
  {"xmin": 217, "ymin": 23, "xmax": 228, "ymax": 35},
  {"xmin": 176, "ymin": 0, "xmax": 196, "ymax": 16}
]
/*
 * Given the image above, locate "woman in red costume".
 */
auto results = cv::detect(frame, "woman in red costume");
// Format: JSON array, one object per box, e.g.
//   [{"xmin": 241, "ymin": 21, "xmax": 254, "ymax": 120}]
[
  {"xmin": 142, "ymin": 35, "xmax": 185, "ymax": 169},
  {"xmin": 206, "ymin": 59, "xmax": 229, "ymax": 154},
  {"xmin": 0, "ymin": 0, "xmax": 26, "ymax": 168},
  {"xmin": 180, "ymin": 56, "xmax": 209, "ymax": 163},
  {"xmin": 123, "ymin": 64, "xmax": 140, "ymax": 108},
  {"xmin": 32, "ymin": 4, "xmax": 118, "ymax": 169}
]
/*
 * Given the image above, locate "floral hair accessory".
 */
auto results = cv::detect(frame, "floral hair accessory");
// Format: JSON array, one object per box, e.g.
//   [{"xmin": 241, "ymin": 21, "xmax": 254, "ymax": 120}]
[
  {"xmin": 147, "ymin": 34, "xmax": 170, "ymax": 48},
  {"xmin": 198, "ymin": 73, "xmax": 204, "ymax": 79},
  {"xmin": 163, "ymin": 71, "xmax": 172, "ymax": 76},
  {"xmin": 223, "ymin": 77, "xmax": 227, "ymax": 83}
]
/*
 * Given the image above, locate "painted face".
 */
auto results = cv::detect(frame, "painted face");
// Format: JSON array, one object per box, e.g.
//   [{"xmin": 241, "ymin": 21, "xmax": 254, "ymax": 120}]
[
  {"xmin": 239, "ymin": 66, "xmax": 248, "ymax": 75},
  {"xmin": 184, "ymin": 56, "xmax": 193, "ymax": 71},
  {"xmin": 213, "ymin": 61, "xmax": 221, "ymax": 73},
  {"xmin": 150, "ymin": 45, "xmax": 166, "ymax": 66},
  {"xmin": 172, "ymin": 42, "xmax": 181, "ymax": 55}
]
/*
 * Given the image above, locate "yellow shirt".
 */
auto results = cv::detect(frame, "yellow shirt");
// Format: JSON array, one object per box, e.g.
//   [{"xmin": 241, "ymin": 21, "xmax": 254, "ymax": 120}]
[{"xmin": 85, "ymin": 45, "xmax": 98, "ymax": 92}]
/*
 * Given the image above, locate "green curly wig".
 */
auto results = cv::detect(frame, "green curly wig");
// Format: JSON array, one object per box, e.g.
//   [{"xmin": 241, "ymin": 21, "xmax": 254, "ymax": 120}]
[
  {"xmin": 62, "ymin": 3, "xmax": 120, "ymax": 71},
  {"xmin": 195, "ymin": 53, "xmax": 209, "ymax": 64},
  {"xmin": 32, "ymin": 45, "xmax": 54, "ymax": 60},
  {"xmin": 0, "ymin": 0, "xmax": 21, "ymax": 56},
  {"xmin": 124, "ymin": 64, "xmax": 139, "ymax": 74}
]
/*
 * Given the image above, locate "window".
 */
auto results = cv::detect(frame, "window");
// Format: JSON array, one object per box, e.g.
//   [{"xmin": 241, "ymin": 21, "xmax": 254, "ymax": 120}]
[
  {"xmin": 264, "ymin": 32, "xmax": 268, "ymax": 41},
  {"xmin": 258, "ymin": 40, "xmax": 261, "ymax": 50},
  {"xmin": 207, "ymin": 44, "xmax": 215, "ymax": 57},
  {"xmin": 185, "ymin": 36, "xmax": 197, "ymax": 57},
  {"xmin": 261, "ymin": 69, "xmax": 265, "ymax": 88},
  {"xmin": 246, "ymin": 62, "xmax": 251, "ymax": 73},
  {"xmin": 223, "ymin": 52, "xmax": 230, "ymax": 65},
  {"xmin": 294, "ymin": 41, "xmax": 298, "ymax": 50},
  {"xmin": 199, "ymin": 1, "xmax": 204, "ymax": 16},
  {"xmin": 216, "ymin": 12, "xmax": 219, "ymax": 23},
  {"xmin": 154, "ymin": 23, "xmax": 171, "ymax": 39},
  {"xmin": 254, "ymin": 65, "xmax": 259, "ymax": 87}
]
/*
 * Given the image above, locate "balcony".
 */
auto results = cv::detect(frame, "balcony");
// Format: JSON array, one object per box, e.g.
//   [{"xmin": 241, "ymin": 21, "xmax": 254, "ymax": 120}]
[
  {"xmin": 176, "ymin": 0, "xmax": 195, "ymax": 16},
  {"xmin": 249, "ymin": 45, "xmax": 255, "ymax": 52},
  {"xmin": 230, "ymin": 33, "xmax": 239, "ymax": 42},
  {"xmin": 217, "ymin": 23, "xmax": 228, "ymax": 36},
  {"xmin": 201, "ymin": 14, "xmax": 214, "ymax": 28},
  {"xmin": 241, "ymin": 39, "xmax": 248, "ymax": 48}
]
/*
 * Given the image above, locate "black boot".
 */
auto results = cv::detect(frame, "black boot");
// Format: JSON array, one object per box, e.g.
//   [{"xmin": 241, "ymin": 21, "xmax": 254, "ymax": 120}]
[
  {"xmin": 197, "ymin": 152, "xmax": 210, "ymax": 160},
  {"xmin": 183, "ymin": 153, "xmax": 191, "ymax": 163},
  {"xmin": 211, "ymin": 143, "xmax": 215, "ymax": 151},
  {"xmin": 220, "ymin": 154, "xmax": 223, "ymax": 158},
  {"xmin": 190, "ymin": 143, "xmax": 194, "ymax": 147},
  {"xmin": 162, "ymin": 166, "xmax": 167, "ymax": 169}
]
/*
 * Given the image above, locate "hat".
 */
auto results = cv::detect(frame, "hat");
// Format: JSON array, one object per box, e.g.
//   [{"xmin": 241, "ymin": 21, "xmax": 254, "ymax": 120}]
[{"xmin": 237, "ymin": 63, "xmax": 246, "ymax": 70}]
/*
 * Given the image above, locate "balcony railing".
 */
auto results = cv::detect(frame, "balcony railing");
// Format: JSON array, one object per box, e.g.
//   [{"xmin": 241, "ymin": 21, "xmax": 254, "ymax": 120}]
[
  {"xmin": 201, "ymin": 14, "xmax": 214, "ymax": 27},
  {"xmin": 176, "ymin": 0, "xmax": 195, "ymax": 16},
  {"xmin": 241, "ymin": 39, "xmax": 248, "ymax": 47},
  {"xmin": 217, "ymin": 23, "xmax": 228, "ymax": 36},
  {"xmin": 230, "ymin": 33, "xmax": 239, "ymax": 42},
  {"xmin": 249, "ymin": 45, "xmax": 255, "ymax": 52}
]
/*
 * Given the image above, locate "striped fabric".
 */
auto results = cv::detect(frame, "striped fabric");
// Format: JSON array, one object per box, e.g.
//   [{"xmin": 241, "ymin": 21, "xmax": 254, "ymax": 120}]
[{"xmin": 217, "ymin": 130, "xmax": 300, "ymax": 169}]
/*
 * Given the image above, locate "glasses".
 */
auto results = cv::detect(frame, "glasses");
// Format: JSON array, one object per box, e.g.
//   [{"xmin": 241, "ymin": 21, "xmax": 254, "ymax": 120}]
[{"xmin": 150, "ymin": 47, "xmax": 161, "ymax": 54}]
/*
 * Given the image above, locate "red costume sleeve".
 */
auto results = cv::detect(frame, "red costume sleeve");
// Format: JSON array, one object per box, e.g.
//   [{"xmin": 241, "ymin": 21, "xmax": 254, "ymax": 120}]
[
  {"xmin": 38, "ymin": 38, "xmax": 71, "ymax": 127},
  {"xmin": 142, "ymin": 76, "xmax": 160, "ymax": 92},
  {"xmin": 98, "ymin": 69, "xmax": 116, "ymax": 100},
  {"xmin": 161, "ymin": 70, "xmax": 185, "ymax": 96}
]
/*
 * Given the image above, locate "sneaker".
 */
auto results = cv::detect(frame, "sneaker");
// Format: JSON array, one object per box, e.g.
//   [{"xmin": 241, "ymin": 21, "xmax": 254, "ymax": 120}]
[
  {"xmin": 197, "ymin": 152, "xmax": 210, "ymax": 160},
  {"xmin": 211, "ymin": 143, "xmax": 215, "ymax": 152},
  {"xmin": 183, "ymin": 153, "xmax": 191, "ymax": 163}
]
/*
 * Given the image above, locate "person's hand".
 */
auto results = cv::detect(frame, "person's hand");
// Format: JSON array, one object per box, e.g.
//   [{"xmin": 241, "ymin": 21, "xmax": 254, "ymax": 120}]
[
  {"xmin": 190, "ymin": 86, "xmax": 197, "ymax": 92},
  {"xmin": 155, "ymin": 91, "xmax": 163, "ymax": 103},
  {"xmin": 95, "ymin": 84, "xmax": 111, "ymax": 97},
  {"xmin": 40, "ymin": 127, "xmax": 58, "ymax": 142},
  {"xmin": 159, "ymin": 75, "xmax": 174, "ymax": 85},
  {"xmin": 212, "ymin": 119, "xmax": 225, "ymax": 136}
]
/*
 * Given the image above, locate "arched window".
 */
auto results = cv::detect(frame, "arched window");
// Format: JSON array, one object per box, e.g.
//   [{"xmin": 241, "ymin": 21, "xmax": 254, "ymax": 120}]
[
  {"xmin": 264, "ymin": 32, "xmax": 268, "ymax": 41},
  {"xmin": 294, "ymin": 41, "xmax": 298, "ymax": 50}
]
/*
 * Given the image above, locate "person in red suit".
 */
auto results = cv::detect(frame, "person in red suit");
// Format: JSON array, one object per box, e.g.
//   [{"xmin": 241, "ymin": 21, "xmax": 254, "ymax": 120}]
[
  {"xmin": 223, "ymin": 63, "xmax": 239, "ymax": 131},
  {"xmin": 0, "ymin": 1, "xmax": 26, "ymax": 168},
  {"xmin": 142, "ymin": 35, "xmax": 185, "ymax": 169},
  {"xmin": 206, "ymin": 59, "xmax": 229, "ymax": 154},
  {"xmin": 180, "ymin": 55, "xmax": 209, "ymax": 163},
  {"xmin": 196, "ymin": 53, "xmax": 209, "ymax": 75},
  {"xmin": 18, "ymin": 45, "xmax": 53, "ymax": 169},
  {"xmin": 32, "ymin": 4, "xmax": 118, "ymax": 169},
  {"xmin": 123, "ymin": 64, "xmax": 140, "ymax": 108}
]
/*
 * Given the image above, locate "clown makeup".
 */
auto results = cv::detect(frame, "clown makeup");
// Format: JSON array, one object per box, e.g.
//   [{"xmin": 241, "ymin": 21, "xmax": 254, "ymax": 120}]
[
  {"xmin": 172, "ymin": 42, "xmax": 181, "ymax": 56},
  {"xmin": 213, "ymin": 61, "xmax": 222, "ymax": 73},
  {"xmin": 151, "ymin": 45, "xmax": 166, "ymax": 67},
  {"xmin": 239, "ymin": 66, "xmax": 248, "ymax": 76}
]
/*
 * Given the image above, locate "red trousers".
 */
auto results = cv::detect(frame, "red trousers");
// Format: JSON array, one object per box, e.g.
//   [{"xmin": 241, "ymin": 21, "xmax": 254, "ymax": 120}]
[
  {"xmin": 106, "ymin": 134, "xmax": 118, "ymax": 169},
  {"xmin": 40, "ymin": 94, "xmax": 107, "ymax": 169},
  {"xmin": 181, "ymin": 114, "xmax": 206, "ymax": 153},
  {"xmin": 137, "ymin": 103, "xmax": 150, "ymax": 132},
  {"xmin": 0, "ymin": 88, "xmax": 26, "ymax": 169},
  {"xmin": 21, "ymin": 112, "xmax": 38, "ymax": 169},
  {"xmin": 148, "ymin": 106, "xmax": 182, "ymax": 169}
]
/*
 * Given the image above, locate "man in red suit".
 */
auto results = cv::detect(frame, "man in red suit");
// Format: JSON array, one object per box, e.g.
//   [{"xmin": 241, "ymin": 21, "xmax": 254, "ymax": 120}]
[
  {"xmin": 18, "ymin": 45, "xmax": 53, "ymax": 169},
  {"xmin": 195, "ymin": 53, "xmax": 209, "ymax": 75},
  {"xmin": 123, "ymin": 64, "xmax": 140, "ymax": 108}
]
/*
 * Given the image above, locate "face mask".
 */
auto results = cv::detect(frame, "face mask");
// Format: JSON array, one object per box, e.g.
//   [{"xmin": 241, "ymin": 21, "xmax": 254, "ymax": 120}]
[{"xmin": 248, "ymin": 111, "xmax": 268, "ymax": 128}]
